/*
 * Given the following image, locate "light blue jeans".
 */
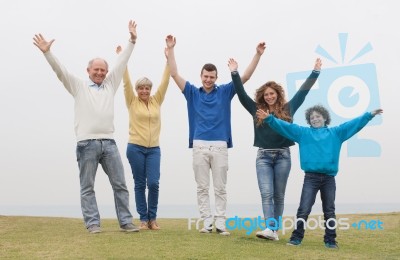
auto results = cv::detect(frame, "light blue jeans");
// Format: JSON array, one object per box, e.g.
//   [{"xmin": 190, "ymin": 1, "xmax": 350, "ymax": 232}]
[
  {"xmin": 76, "ymin": 139, "xmax": 133, "ymax": 228},
  {"xmin": 256, "ymin": 148, "xmax": 291, "ymax": 229},
  {"xmin": 126, "ymin": 143, "xmax": 161, "ymax": 222}
]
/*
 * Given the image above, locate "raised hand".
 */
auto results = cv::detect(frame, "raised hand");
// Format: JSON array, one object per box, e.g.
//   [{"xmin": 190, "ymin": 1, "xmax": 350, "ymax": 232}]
[
  {"xmin": 116, "ymin": 45, "xmax": 122, "ymax": 54},
  {"xmin": 228, "ymin": 58, "xmax": 238, "ymax": 72},
  {"xmin": 256, "ymin": 42, "xmax": 266, "ymax": 55},
  {"xmin": 129, "ymin": 20, "xmax": 137, "ymax": 41},
  {"xmin": 33, "ymin": 34, "xmax": 54, "ymax": 53},
  {"xmin": 314, "ymin": 58, "xmax": 322, "ymax": 71},
  {"xmin": 165, "ymin": 35, "xmax": 176, "ymax": 49}
]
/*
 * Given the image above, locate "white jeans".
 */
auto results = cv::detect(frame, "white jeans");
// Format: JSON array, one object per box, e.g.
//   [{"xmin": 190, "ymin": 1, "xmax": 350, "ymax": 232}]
[{"xmin": 192, "ymin": 141, "xmax": 228, "ymax": 228}]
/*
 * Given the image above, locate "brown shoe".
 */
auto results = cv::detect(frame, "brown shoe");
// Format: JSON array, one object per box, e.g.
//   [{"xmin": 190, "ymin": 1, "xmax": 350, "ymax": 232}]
[
  {"xmin": 139, "ymin": 221, "xmax": 149, "ymax": 230},
  {"xmin": 149, "ymin": 220, "xmax": 160, "ymax": 230}
]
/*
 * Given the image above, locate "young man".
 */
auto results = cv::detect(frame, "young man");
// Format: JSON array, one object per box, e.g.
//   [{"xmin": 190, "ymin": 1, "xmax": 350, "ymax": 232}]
[
  {"xmin": 165, "ymin": 35, "xmax": 265, "ymax": 235},
  {"xmin": 256, "ymin": 104, "xmax": 383, "ymax": 248},
  {"xmin": 33, "ymin": 20, "xmax": 139, "ymax": 234}
]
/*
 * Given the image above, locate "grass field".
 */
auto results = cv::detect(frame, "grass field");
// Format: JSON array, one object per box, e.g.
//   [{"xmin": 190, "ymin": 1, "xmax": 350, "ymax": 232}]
[{"xmin": 1, "ymin": 212, "xmax": 399, "ymax": 259}]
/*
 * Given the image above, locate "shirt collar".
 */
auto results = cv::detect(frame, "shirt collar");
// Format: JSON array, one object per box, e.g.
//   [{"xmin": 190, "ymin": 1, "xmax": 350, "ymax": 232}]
[{"xmin": 88, "ymin": 79, "xmax": 103, "ymax": 90}]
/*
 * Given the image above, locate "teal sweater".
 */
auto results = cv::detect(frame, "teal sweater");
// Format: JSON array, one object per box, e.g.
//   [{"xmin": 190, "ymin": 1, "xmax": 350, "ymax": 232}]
[
  {"xmin": 265, "ymin": 112, "xmax": 375, "ymax": 176},
  {"xmin": 231, "ymin": 70, "xmax": 320, "ymax": 149}
]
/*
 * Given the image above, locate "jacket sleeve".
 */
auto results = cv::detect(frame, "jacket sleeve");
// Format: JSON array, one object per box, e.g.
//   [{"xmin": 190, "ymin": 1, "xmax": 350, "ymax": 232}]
[
  {"xmin": 265, "ymin": 115, "xmax": 303, "ymax": 142},
  {"xmin": 123, "ymin": 68, "xmax": 135, "ymax": 108},
  {"xmin": 153, "ymin": 64, "xmax": 170, "ymax": 105},
  {"xmin": 334, "ymin": 112, "xmax": 374, "ymax": 142}
]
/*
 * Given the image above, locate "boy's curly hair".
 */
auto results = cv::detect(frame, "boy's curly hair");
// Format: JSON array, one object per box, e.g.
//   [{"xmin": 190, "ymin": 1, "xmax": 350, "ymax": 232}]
[{"xmin": 305, "ymin": 104, "xmax": 331, "ymax": 126}]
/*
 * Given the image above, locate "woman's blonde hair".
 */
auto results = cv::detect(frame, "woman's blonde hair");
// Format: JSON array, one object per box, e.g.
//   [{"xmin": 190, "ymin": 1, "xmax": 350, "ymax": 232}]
[
  {"xmin": 254, "ymin": 81, "xmax": 291, "ymax": 127},
  {"xmin": 135, "ymin": 77, "xmax": 153, "ymax": 89}
]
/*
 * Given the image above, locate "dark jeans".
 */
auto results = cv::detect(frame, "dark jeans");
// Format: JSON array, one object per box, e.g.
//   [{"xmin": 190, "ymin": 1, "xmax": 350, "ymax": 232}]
[{"xmin": 290, "ymin": 173, "xmax": 337, "ymax": 243}]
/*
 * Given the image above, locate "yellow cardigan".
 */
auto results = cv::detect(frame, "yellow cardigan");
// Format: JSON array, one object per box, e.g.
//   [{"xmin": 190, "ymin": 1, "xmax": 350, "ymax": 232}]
[{"xmin": 123, "ymin": 64, "xmax": 170, "ymax": 147}]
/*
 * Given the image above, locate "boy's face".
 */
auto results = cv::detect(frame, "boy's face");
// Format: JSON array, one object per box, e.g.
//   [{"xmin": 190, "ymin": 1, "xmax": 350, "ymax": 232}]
[{"xmin": 309, "ymin": 111, "xmax": 326, "ymax": 128}]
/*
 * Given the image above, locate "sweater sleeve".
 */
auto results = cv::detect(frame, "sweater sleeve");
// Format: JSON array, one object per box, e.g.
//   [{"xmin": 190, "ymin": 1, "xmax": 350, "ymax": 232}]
[
  {"xmin": 104, "ymin": 41, "xmax": 135, "ymax": 93},
  {"xmin": 44, "ymin": 51, "xmax": 81, "ymax": 97},
  {"xmin": 288, "ymin": 70, "xmax": 320, "ymax": 116},
  {"xmin": 334, "ymin": 112, "xmax": 374, "ymax": 142},
  {"xmin": 265, "ymin": 115, "xmax": 303, "ymax": 142},
  {"xmin": 231, "ymin": 71, "xmax": 257, "ymax": 115},
  {"xmin": 123, "ymin": 68, "xmax": 135, "ymax": 108},
  {"xmin": 153, "ymin": 64, "xmax": 170, "ymax": 105}
]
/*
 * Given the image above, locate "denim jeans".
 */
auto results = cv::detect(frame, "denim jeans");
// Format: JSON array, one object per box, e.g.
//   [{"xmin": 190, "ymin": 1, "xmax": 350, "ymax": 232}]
[
  {"xmin": 76, "ymin": 139, "xmax": 133, "ymax": 228},
  {"xmin": 126, "ymin": 143, "xmax": 161, "ymax": 222},
  {"xmin": 290, "ymin": 172, "xmax": 337, "ymax": 243},
  {"xmin": 192, "ymin": 143, "xmax": 228, "ymax": 228},
  {"xmin": 256, "ymin": 148, "xmax": 291, "ymax": 230}
]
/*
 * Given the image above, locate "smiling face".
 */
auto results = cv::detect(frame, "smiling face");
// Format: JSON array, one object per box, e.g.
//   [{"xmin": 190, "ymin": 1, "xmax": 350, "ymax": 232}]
[
  {"xmin": 309, "ymin": 111, "xmax": 326, "ymax": 128},
  {"xmin": 263, "ymin": 87, "xmax": 278, "ymax": 106},
  {"xmin": 201, "ymin": 70, "xmax": 217, "ymax": 92},
  {"xmin": 87, "ymin": 58, "xmax": 108, "ymax": 85},
  {"xmin": 136, "ymin": 85, "xmax": 151, "ymax": 102}
]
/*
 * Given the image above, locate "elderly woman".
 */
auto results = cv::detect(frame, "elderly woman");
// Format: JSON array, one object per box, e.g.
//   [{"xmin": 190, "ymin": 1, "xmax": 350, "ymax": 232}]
[{"xmin": 117, "ymin": 46, "xmax": 170, "ymax": 230}]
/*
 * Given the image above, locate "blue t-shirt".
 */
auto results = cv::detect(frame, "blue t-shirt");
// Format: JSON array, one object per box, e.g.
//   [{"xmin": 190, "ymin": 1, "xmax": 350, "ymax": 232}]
[{"xmin": 183, "ymin": 81, "xmax": 236, "ymax": 148}]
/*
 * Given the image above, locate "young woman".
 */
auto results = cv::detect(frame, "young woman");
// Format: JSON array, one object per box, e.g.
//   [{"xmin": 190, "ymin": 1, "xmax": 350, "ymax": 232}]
[{"xmin": 229, "ymin": 57, "xmax": 321, "ymax": 240}]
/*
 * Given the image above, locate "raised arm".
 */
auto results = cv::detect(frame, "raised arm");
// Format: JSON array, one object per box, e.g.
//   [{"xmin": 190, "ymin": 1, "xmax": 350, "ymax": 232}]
[
  {"xmin": 229, "ymin": 58, "xmax": 256, "ymax": 114},
  {"xmin": 335, "ymin": 109, "xmax": 383, "ymax": 142},
  {"xmin": 116, "ymin": 46, "xmax": 135, "ymax": 107},
  {"xmin": 241, "ymin": 42, "xmax": 266, "ymax": 84},
  {"xmin": 33, "ymin": 33, "xmax": 80, "ymax": 96},
  {"xmin": 165, "ymin": 35, "xmax": 186, "ymax": 91},
  {"xmin": 287, "ymin": 58, "xmax": 322, "ymax": 116}
]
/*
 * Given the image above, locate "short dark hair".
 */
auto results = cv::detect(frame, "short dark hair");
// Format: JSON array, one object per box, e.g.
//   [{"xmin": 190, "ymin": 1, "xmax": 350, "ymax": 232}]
[
  {"xmin": 305, "ymin": 104, "xmax": 331, "ymax": 125},
  {"xmin": 201, "ymin": 63, "xmax": 218, "ymax": 77}
]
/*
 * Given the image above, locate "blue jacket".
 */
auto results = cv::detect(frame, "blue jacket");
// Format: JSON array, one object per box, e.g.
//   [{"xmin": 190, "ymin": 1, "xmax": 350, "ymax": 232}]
[{"xmin": 265, "ymin": 112, "xmax": 375, "ymax": 176}]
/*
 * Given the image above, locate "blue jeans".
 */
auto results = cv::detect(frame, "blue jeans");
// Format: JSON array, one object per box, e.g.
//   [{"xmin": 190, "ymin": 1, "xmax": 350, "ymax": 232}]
[
  {"xmin": 76, "ymin": 139, "xmax": 133, "ymax": 228},
  {"xmin": 126, "ymin": 144, "xmax": 161, "ymax": 222},
  {"xmin": 256, "ymin": 148, "xmax": 291, "ymax": 230},
  {"xmin": 290, "ymin": 173, "xmax": 337, "ymax": 243}
]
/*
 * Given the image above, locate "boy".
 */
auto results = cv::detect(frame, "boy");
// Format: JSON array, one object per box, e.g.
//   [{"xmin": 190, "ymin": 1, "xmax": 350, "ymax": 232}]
[{"xmin": 256, "ymin": 105, "xmax": 383, "ymax": 248}]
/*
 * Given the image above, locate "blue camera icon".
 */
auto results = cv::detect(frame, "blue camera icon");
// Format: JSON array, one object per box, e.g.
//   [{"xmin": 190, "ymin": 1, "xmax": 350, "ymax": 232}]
[{"xmin": 286, "ymin": 63, "xmax": 382, "ymax": 157}]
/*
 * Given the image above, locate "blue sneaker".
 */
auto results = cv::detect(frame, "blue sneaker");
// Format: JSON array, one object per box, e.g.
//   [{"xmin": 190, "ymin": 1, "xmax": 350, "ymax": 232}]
[
  {"xmin": 325, "ymin": 241, "xmax": 339, "ymax": 249},
  {"xmin": 287, "ymin": 239, "xmax": 301, "ymax": 246}
]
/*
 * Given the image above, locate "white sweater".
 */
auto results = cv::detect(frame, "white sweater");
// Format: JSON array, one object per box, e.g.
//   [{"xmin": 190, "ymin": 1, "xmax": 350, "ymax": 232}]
[{"xmin": 44, "ymin": 42, "xmax": 135, "ymax": 141}]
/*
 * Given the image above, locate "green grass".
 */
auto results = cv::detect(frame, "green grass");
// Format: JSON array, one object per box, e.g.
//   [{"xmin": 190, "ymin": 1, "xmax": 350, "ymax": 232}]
[{"xmin": 1, "ymin": 212, "xmax": 399, "ymax": 259}]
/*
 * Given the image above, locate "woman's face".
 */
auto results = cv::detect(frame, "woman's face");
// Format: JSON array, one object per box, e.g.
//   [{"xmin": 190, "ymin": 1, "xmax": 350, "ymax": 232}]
[
  {"xmin": 263, "ymin": 87, "xmax": 278, "ymax": 106},
  {"xmin": 136, "ymin": 85, "xmax": 151, "ymax": 102}
]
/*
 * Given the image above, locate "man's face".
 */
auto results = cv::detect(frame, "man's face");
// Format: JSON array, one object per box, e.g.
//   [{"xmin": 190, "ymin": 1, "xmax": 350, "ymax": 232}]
[
  {"xmin": 200, "ymin": 70, "xmax": 217, "ymax": 92},
  {"xmin": 87, "ymin": 59, "xmax": 108, "ymax": 85}
]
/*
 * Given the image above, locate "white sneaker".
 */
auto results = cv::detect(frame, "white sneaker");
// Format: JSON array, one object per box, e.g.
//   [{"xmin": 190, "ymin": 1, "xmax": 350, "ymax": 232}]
[
  {"xmin": 216, "ymin": 228, "xmax": 231, "ymax": 236},
  {"xmin": 199, "ymin": 226, "xmax": 212, "ymax": 233},
  {"xmin": 215, "ymin": 218, "xmax": 230, "ymax": 236},
  {"xmin": 256, "ymin": 228, "xmax": 279, "ymax": 241}
]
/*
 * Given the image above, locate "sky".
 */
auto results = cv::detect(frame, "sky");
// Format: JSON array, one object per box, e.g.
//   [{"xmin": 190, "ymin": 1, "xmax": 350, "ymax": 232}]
[{"xmin": 1, "ymin": 0, "xmax": 399, "ymax": 218}]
